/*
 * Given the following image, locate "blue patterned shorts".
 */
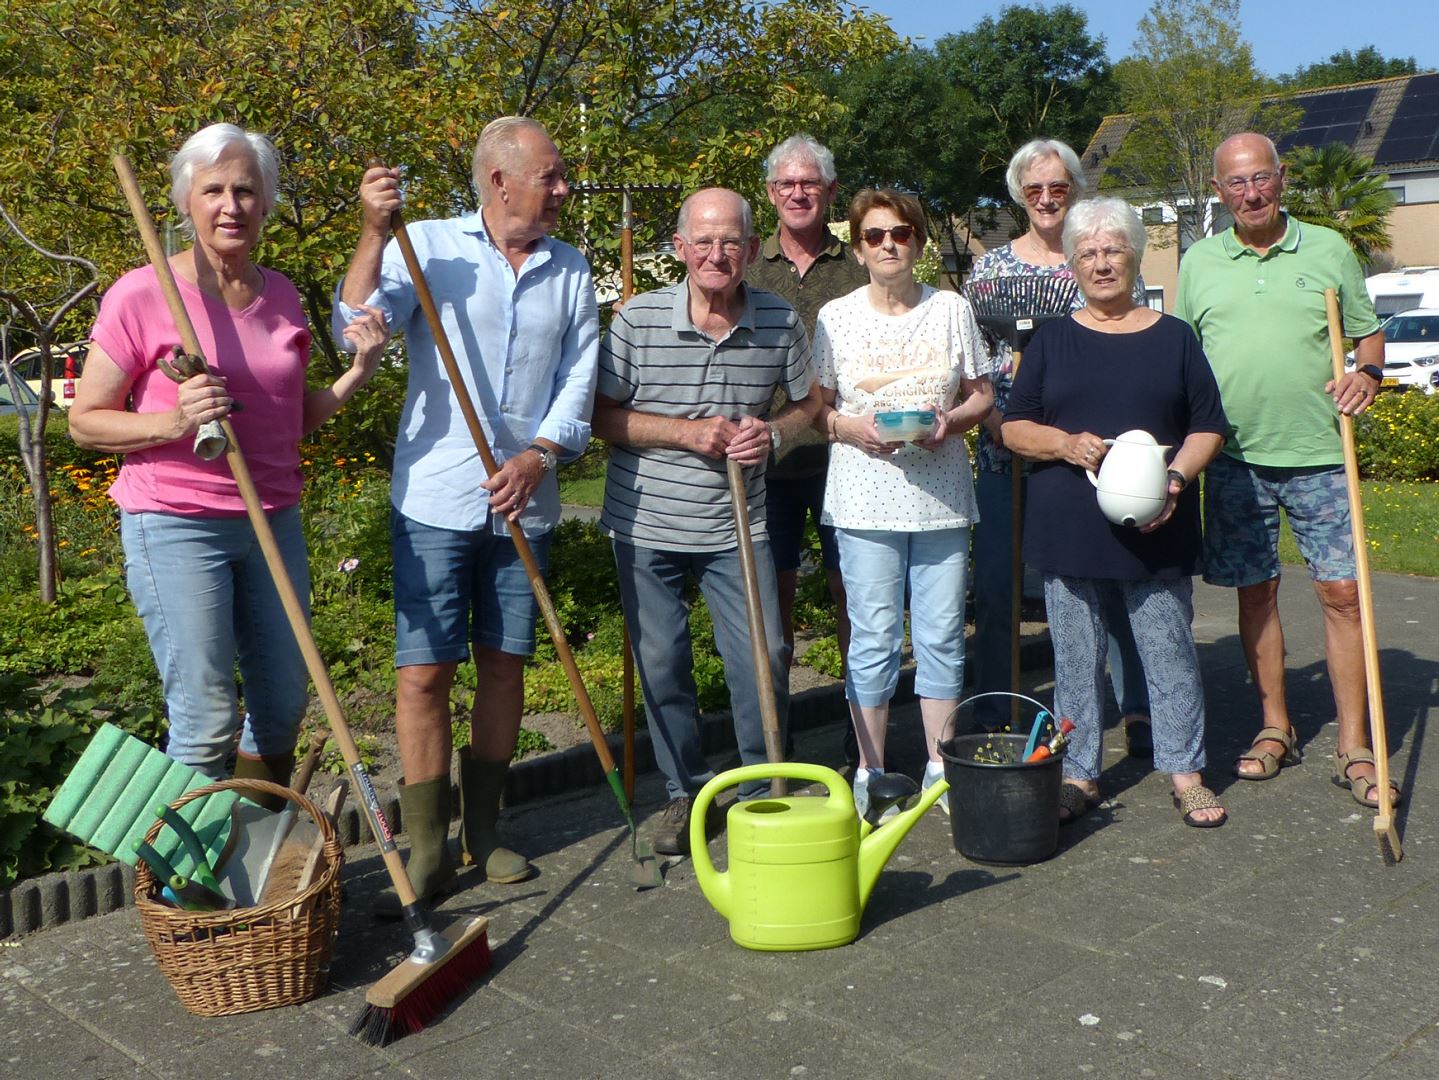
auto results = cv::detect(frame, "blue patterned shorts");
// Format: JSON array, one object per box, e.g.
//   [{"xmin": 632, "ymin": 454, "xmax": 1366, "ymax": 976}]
[{"xmin": 1202, "ymin": 454, "xmax": 1354, "ymax": 587}]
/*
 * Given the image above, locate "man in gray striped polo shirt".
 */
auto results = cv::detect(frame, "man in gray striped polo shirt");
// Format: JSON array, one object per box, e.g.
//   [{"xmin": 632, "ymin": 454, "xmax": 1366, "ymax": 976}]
[{"xmin": 593, "ymin": 187, "xmax": 821, "ymax": 855}]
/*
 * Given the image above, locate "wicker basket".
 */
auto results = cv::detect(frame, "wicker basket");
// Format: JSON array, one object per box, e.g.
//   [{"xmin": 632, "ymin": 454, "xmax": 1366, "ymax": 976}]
[{"xmin": 134, "ymin": 778, "xmax": 343, "ymax": 1017}]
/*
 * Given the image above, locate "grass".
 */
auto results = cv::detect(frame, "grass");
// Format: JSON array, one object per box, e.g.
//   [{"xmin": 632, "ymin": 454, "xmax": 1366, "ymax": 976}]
[
  {"xmin": 1278, "ymin": 479, "xmax": 1439, "ymax": 578},
  {"xmin": 558, "ymin": 442, "xmax": 607, "ymax": 507}
]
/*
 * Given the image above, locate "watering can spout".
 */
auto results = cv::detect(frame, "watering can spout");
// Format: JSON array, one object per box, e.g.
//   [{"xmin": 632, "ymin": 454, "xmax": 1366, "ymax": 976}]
[{"xmin": 856, "ymin": 778, "xmax": 950, "ymax": 910}]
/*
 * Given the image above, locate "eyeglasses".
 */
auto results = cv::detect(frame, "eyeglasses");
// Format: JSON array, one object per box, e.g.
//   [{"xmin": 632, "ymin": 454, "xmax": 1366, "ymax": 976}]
[
  {"xmin": 684, "ymin": 236, "xmax": 746, "ymax": 258},
  {"xmin": 1022, "ymin": 182, "xmax": 1071, "ymax": 204},
  {"xmin": 1074, "ymin": 245, "xmax": 1130, "ymax": 266},
  {"xmin": 860, "ymin": 224, "xmax": 916, "ymax": 247},
  {"xmin": 1222, "ymin": 171, "xmax": 1278, "ymax": 195},
  {"xmin": 772, "ymin": 178, "xmax": 826, "ymax": 196}
]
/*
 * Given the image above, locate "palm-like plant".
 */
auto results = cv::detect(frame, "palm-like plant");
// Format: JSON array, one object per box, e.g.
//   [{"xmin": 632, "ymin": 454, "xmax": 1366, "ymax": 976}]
[{"xmin": 1283, "ymin": 143, "xmax": 1396, "ymax": 267}]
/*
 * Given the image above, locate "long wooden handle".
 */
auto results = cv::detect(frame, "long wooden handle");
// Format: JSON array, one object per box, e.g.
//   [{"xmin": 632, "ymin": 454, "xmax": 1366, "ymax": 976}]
[
  {"xmin": 1009, "ymin": 346, "xmax": 1025, "ymax": 728},
  {"xmin": 1324, "ymin": 289, "xmax": 1395, "ymax": 821},
  {"xmin": 727, "ymin": 457, "xmax": 786, "ymax": 797},
  {"xmin": 620, "ymin": 191, "xmax": 637, "ymax": 803},
  {"xmin": 112, "ymin": 155, "xmax": 422, "ymax": 908},
  {"xmin": 384, "ymin": 202, "xmax": 619, "ymax": 778}
]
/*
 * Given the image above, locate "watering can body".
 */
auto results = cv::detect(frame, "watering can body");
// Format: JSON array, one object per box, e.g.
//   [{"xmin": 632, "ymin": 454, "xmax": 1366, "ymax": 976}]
[
  {"xmin": 689, "ymin": 762, "xmax": 948, "ymax": 952},
  {"xmin": 1086, "ymin": 429, "xmax": 1171, "ymax": 528}
]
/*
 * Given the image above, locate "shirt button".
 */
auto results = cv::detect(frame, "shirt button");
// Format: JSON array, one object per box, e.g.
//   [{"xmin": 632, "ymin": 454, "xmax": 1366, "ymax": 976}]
[
  {"xmin": 510, "ymin": 328, "xmax": 518, "ymax": 338},
  {"xmin": 505, "ymin": 366, "xmax": 513, "ymax": 374},
  {"xmin": 500, "ymin": 405, "xmax": 510, "ymax": 413}
]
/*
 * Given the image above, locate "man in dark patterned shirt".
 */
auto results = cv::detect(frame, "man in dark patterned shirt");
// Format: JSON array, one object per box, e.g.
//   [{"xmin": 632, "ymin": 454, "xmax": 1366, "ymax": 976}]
[{"xmin": 746, "ymin": 135, "xmax": 868, "ymax": 699}]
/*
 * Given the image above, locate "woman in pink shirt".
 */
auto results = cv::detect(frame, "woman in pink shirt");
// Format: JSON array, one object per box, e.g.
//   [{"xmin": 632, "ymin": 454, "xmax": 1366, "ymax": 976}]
[{"xmin": 70, "ymin": 124, "xmax": 388, "ymax": 802}]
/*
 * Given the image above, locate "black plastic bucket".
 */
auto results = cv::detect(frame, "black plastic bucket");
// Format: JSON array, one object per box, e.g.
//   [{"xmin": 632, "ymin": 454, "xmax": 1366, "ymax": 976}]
[{"xmin": 937, "ymin": 733, "xmax": 1063, "ymax": 865}]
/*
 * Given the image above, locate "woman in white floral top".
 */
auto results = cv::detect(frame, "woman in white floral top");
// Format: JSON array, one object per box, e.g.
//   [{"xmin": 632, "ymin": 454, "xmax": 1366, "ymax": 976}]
[
  {"xmin": 969, "ymin": 138, "xmax": 1154, "ymax": 753},
  {"xmin": 812, "ymin": 188, "xmax": 993, "ymax": 819}
]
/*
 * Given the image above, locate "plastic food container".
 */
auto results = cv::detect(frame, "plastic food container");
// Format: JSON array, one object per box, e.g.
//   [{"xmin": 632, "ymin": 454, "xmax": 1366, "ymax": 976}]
[{"xmin": 874, "ymin": 410, "xmax": 936, "ymax": 442}]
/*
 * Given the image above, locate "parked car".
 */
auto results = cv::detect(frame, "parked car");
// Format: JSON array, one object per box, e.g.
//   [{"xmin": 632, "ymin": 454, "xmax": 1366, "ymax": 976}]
[
  {"xmin": 6, "ymin": 340, "xmax": 90, "ymax": 408},
  {"xmin": 1347, "ymin": 309, "xmax": 1439, "ymax": 395},
  {"xmin": 0, "ymin": 371, "xmax": 44, "ymax": 416}
]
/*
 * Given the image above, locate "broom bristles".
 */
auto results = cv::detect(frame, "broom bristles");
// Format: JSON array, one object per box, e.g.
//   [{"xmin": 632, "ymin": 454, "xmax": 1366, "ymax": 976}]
[{"xmin": 349, "ymin": 918, "xmax": 493, "ymax": 1046}]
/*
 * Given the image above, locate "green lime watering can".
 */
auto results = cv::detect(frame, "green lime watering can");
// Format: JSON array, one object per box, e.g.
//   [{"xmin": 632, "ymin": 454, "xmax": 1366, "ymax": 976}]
[{"xmin": 689, "ymin": 762, "xmax": 950, "ymax": 952}]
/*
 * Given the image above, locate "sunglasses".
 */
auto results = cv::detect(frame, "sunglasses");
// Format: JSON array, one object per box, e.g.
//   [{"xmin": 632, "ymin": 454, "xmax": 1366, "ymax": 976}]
[
  {"xmin": 1022, "ymin": 182, "xmax": 1071, "ymax": 204},
  {"xmin": 860, "ymin": 224, "xmax": 916, "ymax": 247}
]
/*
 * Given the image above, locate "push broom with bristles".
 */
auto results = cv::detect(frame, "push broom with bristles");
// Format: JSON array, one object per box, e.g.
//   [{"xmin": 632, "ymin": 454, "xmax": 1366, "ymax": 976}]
[
  {"xmin": 112, "ymin": 154, "xmax": 492, "ymax": 1047},
  {"xmin": 1325, "ymin": 288, "xmax": 1402, "ymax": 864},
  {"xmin": 963, "ymin": 273, "xmax": 1080, "ymax": 726}
]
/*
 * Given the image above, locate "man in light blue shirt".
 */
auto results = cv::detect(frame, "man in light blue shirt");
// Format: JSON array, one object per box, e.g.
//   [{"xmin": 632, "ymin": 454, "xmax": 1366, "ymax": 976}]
[{"xmin": 335, "ymin": 117, "xmax": 598, "ymax": 911}]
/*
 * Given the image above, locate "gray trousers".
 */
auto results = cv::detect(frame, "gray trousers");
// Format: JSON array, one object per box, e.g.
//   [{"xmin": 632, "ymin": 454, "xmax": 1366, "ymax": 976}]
[
  {"xmin": 612, "ymin": 540, "xmax": 788, "ymax": 800},
  {"xmin": 1043, "ymin": 575, "xmax": 1207, "ymax": 782}
]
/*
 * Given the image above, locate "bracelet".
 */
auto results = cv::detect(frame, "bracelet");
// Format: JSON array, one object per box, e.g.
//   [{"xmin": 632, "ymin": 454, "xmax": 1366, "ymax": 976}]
[
  {"xmin": 1167, "ymin": 468, "xmax": 1187, "ymax": 491},
  {"xmin": 828, "ymin": 412, "xmax": 839, "ymax": 442}
]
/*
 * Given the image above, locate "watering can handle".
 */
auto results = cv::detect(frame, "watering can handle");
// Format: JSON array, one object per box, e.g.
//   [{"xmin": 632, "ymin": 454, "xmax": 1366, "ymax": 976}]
[
  {"xmin": 1084, "ymin": 438, "xmax": 1116, "ymax": 488},
  {"xmin": 688, "ymin": 763, "xmax": 851, "ymax": 882}
]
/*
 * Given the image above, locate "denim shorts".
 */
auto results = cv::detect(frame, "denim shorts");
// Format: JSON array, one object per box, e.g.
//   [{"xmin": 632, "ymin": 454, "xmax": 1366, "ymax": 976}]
[
  {"xmin": 765, "ymin": 470, "xmax": 840, "ymax": 573},
  {"xmin": 1202, "ymin": 454, "xmax": 1355, "ymax": 587},
  {"xmin": 390, "ymin": 509, "xmax": 551, "ymax": 665}
]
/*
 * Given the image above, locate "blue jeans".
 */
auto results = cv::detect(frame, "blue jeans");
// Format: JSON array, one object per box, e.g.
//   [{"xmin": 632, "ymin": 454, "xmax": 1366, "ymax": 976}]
[
  {"xmin": 612, "ymin": 541, "xmax": 788, "ymax": 801},
  {"xmin": 837, "ymin": 527, "xmax": 969, "ymax": 706},
  {"xmin": 971, "ymin": 468, "xmax": 1149, "ymax": 727},
  {"xmin": 121, "ymin": 506, "xmax": 311, "ymax": 777},
  {"xmin": 1044, "ymin": 575, "xmax": 1206, "ymax": 782}
]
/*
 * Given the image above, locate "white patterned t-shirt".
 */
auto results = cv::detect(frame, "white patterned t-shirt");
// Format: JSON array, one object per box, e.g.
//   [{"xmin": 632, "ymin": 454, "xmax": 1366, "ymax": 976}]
[{"xmin": 814, "ymin": 285, "xmax": 990, "ymax": 532}]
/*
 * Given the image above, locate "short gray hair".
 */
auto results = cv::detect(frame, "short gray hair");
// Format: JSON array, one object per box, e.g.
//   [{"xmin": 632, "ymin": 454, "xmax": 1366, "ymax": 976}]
[
  {"xmin": 764, "ymin": 134, "xmax": 836, "ymax": 186},
  {"xmin": 169, "ymin": 123, "xmax": 279, "ymax": 224},
  {"xmin": 1062, "ymin": 197, "xmax": 1148, "ymax": 263},
  {"xmin": 676, "ymin": 187, "xmax": 754, "ymax": 239},
  {"xmin": 472, "ymin": 116, "xmax": 552, "ymax": 195},
  {"xmin": 1005, "ymin": 139, "xmax": 1086, "ymax": 205}
]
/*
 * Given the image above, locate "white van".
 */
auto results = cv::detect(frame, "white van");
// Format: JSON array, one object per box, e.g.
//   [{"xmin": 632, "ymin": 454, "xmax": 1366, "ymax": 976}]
[{"xmin": 1365, "ymin": 267, "xmax": 1439, "ymax": 318}]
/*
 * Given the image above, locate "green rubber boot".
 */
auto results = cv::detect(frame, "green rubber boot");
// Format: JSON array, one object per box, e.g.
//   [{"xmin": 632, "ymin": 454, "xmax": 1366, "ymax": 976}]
[
  {"xmin": 231, "ymin": 751, "xmax": 295, "ymax": 812},
  {"xmin": 459, "ymin": 749, "xmax": 533, "ymax": 883},
  {"xmin": 376, "ymin": 776, "xmax": 459, "ymax": 920}
]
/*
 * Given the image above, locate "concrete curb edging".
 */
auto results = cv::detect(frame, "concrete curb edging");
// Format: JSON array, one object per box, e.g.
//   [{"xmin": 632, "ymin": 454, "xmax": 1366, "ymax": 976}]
[{"xmin": 1, "ymin": 633, "xmax": 1053, "ymax": 938}]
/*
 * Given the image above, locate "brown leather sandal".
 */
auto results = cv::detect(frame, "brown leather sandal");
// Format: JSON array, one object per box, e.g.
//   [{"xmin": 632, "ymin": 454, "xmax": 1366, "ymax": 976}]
[
  {"xmin": 1332, "ymin": 748, "xmax": 1403, "ymax": 809},
  {"xmin": 1233, "ymin": 726, "xmax": 1299, "ymax": 781}
]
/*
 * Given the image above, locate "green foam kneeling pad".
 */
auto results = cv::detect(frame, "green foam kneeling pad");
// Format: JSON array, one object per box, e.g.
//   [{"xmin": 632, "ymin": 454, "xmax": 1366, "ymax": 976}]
[{"xmin": 44, "ymin": 722, "xmax": 240, "ymax": 879}]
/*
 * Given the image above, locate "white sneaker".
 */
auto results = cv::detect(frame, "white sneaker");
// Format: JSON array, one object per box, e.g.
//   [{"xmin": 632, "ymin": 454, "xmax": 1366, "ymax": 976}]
[{"xmin": 922, "ymin": 761, "xmax": 950, "ymax": 816}]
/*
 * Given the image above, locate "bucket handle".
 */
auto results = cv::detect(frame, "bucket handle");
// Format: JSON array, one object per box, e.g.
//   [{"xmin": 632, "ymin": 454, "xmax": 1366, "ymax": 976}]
[{"xmin": 943, "ymin": 691, "xmax": 1054, "ymax": 741}]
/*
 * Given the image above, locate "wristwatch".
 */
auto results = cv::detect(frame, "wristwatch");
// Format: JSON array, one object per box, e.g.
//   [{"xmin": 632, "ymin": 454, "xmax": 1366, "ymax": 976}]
[
  {"xmin": 1166, "ymin": 468, "xmax": 1187, "ymax": 491},
  {"xmin": 527, "ymin": 443, "xmax": 557, "ymax": 473},
  {"xmin": 1355, "ymin": 363, "xmax": 1384, "ymax": 383},
  {"xmin": 769, "ymin": 423, "xmax": 781, "ymax": 454}
]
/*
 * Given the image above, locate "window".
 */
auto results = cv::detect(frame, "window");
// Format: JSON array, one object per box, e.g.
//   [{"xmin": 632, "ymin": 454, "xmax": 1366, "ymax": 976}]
[
  {"xmin": 1384, "ymin": 184, "xmax": 1407, "ymax": 205},
  {"xmin": 1141, "ymin": 206, "xmax": 1164, "ymax": 226}
]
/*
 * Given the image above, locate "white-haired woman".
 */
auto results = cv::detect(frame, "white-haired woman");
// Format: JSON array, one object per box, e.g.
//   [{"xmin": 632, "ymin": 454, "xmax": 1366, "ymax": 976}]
[
  {"xmin": 1001, "ymin": 198, "xmax": 1229, "ymax": 829},
  {"xmin": 969, "ymin": 138, "xmax": 1153, "ymax": 753},
  {"xmin": 71, "ymin": 123, "xmax": 388, "ymax": 800}
]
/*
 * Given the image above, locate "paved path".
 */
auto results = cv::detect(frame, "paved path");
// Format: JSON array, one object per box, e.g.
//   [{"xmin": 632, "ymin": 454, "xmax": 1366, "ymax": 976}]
[{"xmin": 3, "ymin": 574, "xmax": 1437, "ymax": 1079}]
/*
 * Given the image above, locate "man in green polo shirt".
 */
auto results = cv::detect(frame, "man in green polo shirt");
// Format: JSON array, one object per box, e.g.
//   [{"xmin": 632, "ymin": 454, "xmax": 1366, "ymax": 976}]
[
  {"xmin": 1175, "ymin": 131, "xmax": 1397, "ymax": 811},
  {"xmin": 747, "ymin": 134, "xmax": 868, "ymax": 715}
]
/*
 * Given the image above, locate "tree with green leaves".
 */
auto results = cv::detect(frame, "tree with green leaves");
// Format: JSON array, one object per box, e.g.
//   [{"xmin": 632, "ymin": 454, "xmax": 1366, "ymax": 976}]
[
  {"xmin": 1278, "ymin": 47, "xmax": 1423, "ymax": 91},
  {"xmin": 1283, "ymin": 143, "xmax": 1396, "ymax": 267},
  {"xmin": 1101, "ymin": 0, "xmax": 1299, "ymax": 248}
]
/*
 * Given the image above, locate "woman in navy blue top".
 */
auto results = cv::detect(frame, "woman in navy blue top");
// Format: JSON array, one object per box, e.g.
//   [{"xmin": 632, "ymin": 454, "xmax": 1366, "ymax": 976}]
[{"xmin": 1003, "ymin": 198, "xmax": 1229, "ymax": 829}]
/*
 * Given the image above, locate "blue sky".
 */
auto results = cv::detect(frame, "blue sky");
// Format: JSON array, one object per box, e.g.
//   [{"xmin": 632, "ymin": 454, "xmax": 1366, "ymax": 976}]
[{"xmin": 867, "ymin": 0, "xmax": 1439, "ymax": 78}]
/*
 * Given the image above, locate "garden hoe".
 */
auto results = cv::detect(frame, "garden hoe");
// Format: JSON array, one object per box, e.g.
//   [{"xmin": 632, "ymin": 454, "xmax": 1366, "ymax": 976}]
[
  {"xmin": 377, "ymin": 162, "xmax": 662, "ymax": 890},
  {"xmin": 1325, "ymin": 288, "xmax": 1402, "ymax": 864},
  {"xmin": 114, "ymin": 154, "xmax": 493, "ymax": 1046},
  {"xmin": 963, "ymin": 274, "xmax": 1079, "ymax": 727}
]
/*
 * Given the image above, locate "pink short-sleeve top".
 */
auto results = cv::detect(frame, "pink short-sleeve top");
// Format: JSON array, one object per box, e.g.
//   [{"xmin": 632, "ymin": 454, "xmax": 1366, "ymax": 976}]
[{"xmin": 89, "ymin": 264, "xmax": 311, "ymax": 516}]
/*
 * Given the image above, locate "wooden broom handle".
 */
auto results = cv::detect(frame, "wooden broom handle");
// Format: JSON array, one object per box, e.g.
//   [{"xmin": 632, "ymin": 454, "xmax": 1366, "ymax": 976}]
[
  {"xmin": 112, "ymin": 154, "xmax": 420, "ymax": 908},
  {"xmin": 1323, "ymin": 289, "xmax": 1393, "ymax": 814}
]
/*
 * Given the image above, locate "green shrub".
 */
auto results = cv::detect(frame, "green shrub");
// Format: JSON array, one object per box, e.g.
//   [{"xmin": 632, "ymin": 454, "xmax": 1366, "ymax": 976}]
[
  {"xmin": 1356, "ymin": 392, "xmax": 1439, "ymax": 480},
  {"xmin": 0, "ymin": 675, "xmax": 164, "ymax": 887}
]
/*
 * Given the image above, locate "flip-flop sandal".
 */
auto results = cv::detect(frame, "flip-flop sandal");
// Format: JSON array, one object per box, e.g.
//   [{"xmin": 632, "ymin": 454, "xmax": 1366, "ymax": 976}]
[
  {"xmin": 1124, "ymin": 716, "xmax": 1153, "ymax": 758},
  {"xmin": 1233, "ymin": 726, "xmax": 1299, "ymax": 781},
  {"xmin": 1058, "ymin": 782, "xmax": 1100, "ymax": 825},
  {"xmin": 1173, "ymin": 784, "xmax": 1227, "ymax": 829},
  {"xmin": 1332, "ymin": 748, "xmax": 1403, "ymax": 809}
]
